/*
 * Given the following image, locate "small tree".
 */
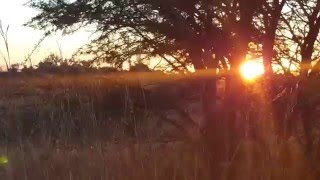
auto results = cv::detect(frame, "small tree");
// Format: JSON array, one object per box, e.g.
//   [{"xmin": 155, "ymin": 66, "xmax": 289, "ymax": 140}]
[{"xmin": 0, "ymin": 20, "xmax": 10, "ymax": 71}]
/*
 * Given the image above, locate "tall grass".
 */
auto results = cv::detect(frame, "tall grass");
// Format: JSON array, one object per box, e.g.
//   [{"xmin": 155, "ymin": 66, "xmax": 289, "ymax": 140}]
[{"xmin": 0, "ymin": 73, "xmax": 318, "ymax": 180}]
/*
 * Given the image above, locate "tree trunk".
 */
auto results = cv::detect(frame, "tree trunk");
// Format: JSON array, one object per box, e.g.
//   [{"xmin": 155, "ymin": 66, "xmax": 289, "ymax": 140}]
[
  {"xmin": 224, "ymin": 0, "xmax": 253, "ymax": 155},
  {"xmin": 198, "ymin": 50, "xmax": 228, "ymax": 179},
  {"xmin": 298, "ymin": 50, "xmax": 313, "ymax": 155},
  {"xmin": 262, "ymin": 0, "xmax": 285, "ymax": 79},
  {"xmin": 189, "ymin": 48, "xmax": 205, "ymax": 70},
  {"xmin": 300, "ymin": 51, "xmax": 313, "ymax": 78},
  {"xmin": 263, "ymin": 28, "xmax": 280, "ymax": 137},
  {"xmin": 224, "ymin": 49, "xmax": 247, "ymax": 162},
  {"xmin": 263, "ymin": 36, "xmax": 274, "ymax": 78},
  {"xmin": 190, "ymin": 49, "xmax": 219, "ymax": 135}
]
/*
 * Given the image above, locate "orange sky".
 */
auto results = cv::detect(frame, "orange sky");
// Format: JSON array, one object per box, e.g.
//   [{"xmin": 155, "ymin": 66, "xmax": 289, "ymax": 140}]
[
  {"xmin": 0, "ymin": 0, "xmax": 92, "ymax": 69},
  {"xmin": 0, "ymin": 1, "xmax": 299, "ymax": 73}
]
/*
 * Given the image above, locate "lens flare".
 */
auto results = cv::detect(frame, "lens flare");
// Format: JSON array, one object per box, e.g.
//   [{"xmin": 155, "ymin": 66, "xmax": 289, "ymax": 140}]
[
  {"xmin": 240, "ymin": 61, "xmax": 265, "ymax": 81},
  {"xmin": 0, "ymin": 155, "xmax": 8, "ymax": 165}
]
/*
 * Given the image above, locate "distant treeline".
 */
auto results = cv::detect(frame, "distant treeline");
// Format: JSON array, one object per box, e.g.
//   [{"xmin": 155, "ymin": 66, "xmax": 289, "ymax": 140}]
[{"xmin": 1, "ymin": 54, "xmax": 154, "ymax": 75}]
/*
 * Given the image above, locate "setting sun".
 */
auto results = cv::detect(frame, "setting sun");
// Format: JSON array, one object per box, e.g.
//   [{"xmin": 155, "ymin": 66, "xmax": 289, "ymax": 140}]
[{"xmin": 240, "ymin": 60, "xmax": 265, "ymax": 81}]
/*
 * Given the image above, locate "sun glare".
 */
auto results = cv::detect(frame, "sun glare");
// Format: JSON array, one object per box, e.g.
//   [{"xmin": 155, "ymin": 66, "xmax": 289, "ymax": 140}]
[{"xmin": 240, "ymin": 61, "xmax": 265, "ymax": 81}]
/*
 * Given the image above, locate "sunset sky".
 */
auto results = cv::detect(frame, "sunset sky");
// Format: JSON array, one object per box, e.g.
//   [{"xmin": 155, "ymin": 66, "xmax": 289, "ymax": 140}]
[{"xmin": 0, "ymin": 0, "xmax": 92, "ymax": 69}]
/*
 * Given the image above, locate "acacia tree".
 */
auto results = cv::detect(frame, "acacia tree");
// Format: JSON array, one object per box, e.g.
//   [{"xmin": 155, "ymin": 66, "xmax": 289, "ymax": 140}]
[
  {"xmin": 26, "ymin": 0, "xmax": 262, "ymax": 74},
  {"xmin": 26, "ymin": 0, "xmax": 263, "ymax": 133}
]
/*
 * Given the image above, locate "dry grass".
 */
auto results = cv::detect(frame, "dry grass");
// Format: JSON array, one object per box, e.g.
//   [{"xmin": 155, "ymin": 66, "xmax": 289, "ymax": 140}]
[
  {"xmin": 0, "ymin": 139, "xmax": 316, "ymax": 180},
  {"xmin": 0, "ymin": 73, "xmax": 318, "ymax": 180}
]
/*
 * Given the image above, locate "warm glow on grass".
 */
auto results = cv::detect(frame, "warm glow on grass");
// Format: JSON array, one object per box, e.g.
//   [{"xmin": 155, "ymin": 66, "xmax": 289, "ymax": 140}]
[{"xmin": 240, "ymin": 60, "xmax": 265, "ymax": 81}]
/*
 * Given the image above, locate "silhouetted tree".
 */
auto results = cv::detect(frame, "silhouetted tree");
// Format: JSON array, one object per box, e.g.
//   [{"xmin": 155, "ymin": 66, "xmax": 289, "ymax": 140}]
[
  {"xmin": 261, "ymin": 0, "xmax": 286, "ymax": 77},
  {"xmin": 282, "ymin": 0, "xmax": 320, "ymax": 76},
  {"xmin": 26, "ymin": 0, "xmax": 265, "ymax": 138},
  {"xmin": 278, "ymin": 0, "xmax": 320, "ymax": 160}
]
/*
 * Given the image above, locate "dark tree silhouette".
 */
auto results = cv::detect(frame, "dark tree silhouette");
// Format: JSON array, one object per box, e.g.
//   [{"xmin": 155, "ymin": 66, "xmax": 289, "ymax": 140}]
[
  {"xmin": 26, "ymin": 0, "xmax": 264, "ymax": 136},
  {"xmin": 277, "ymin": 0, "xmax": 320, "ymax": 159},
  {"xmin": 261, "ymin": 0, "xmax": 286, "ymax": 78}
]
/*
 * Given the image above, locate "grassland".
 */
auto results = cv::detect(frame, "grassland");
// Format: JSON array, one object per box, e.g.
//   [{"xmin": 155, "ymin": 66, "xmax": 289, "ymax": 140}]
[{"xmin": 0, "ymin": 73, "xmax": 318, "ymax": 180}]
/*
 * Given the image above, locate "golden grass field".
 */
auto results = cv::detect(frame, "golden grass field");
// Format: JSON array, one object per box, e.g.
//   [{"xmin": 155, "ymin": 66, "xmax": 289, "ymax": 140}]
[{"xmin": 0, "ymin": 73, "xmax": 318, "ymax": 180}]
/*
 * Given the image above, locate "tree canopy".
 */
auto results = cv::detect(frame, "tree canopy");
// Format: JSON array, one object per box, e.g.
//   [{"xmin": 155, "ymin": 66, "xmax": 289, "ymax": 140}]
[
  {"xmin": 26, "ymin": 0, "xmax": 320, "ymax": 76},
  {"xmin": 27, "ymin": 0, "xmax": 264, "ymax": 72}
]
